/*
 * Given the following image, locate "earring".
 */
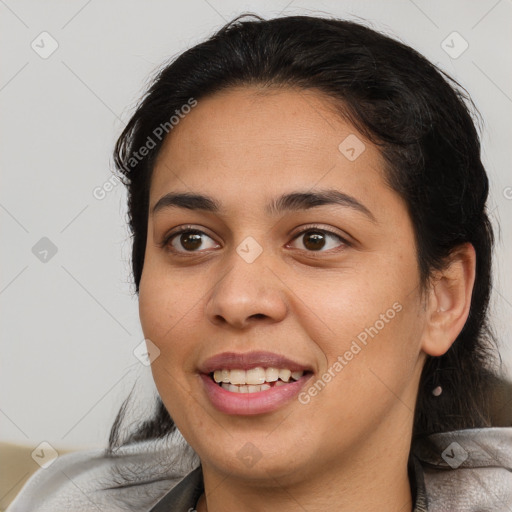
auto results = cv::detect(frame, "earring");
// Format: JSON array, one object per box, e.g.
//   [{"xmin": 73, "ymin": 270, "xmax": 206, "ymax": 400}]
[{"xmin": 431, "ymin": 366, "xmax": 443, "ymax": 396}]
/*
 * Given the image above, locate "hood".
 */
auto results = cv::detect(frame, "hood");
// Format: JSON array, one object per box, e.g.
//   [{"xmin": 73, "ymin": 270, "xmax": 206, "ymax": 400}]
[{"xmin": 411, "ymin": 427, "xmax": 512, "ymax": 511}]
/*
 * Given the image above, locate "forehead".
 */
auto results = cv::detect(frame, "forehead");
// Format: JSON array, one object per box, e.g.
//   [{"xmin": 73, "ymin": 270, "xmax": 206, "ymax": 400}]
[{"xmin": 150, "ymin": 86, "xmax": 390, "ymax": 211}]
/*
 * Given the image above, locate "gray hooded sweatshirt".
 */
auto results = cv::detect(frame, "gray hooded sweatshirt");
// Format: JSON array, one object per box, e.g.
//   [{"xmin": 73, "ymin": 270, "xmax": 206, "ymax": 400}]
[{"xmin": 6, "ymin": 427, "xmax": 512, "ymax": 511}]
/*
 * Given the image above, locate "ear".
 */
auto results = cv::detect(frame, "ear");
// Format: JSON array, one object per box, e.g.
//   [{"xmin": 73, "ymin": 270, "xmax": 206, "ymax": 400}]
[{"xmin": 421, "ymin": 242, "xmax": 476, "ymax": 357}]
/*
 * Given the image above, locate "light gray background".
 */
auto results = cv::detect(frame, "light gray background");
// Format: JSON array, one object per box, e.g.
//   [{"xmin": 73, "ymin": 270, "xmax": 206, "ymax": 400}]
[{"xmin": 1, "ymin": 0, "xmax": 511, "ymax": 450}]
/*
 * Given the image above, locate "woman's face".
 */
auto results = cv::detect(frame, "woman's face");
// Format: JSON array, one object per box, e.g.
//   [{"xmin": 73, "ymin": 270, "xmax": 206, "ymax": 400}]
[{"xmin": 139, "ymin": 86, "xmax": 428, "ymax": 484}]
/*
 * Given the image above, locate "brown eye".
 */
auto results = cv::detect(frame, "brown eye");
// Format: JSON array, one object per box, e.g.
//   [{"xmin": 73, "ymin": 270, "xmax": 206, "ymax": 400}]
[
  {"xmin": 164, "ymin": 228, "xmax": 219, "ymax": 253},
  {"xmin": 289, "ymin": 228, "xmax": 348, "ymax": 253},
  {"xmin": 178, "ymin": 231, "xmax": 203, "ymax": 251},
  {"xmin": 302, "ymin": 231, "xmax": 327, "ymax": 251}
]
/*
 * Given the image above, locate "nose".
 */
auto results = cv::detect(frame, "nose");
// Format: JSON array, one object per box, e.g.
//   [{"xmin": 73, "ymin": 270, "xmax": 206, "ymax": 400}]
[{"xmin": 205, "ymin": 253, "xmax": 288, "ymax": 330}]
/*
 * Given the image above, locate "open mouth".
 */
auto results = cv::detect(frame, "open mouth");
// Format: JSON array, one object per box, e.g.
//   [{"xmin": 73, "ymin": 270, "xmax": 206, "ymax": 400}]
[
  {"xmin": 200, "ymin": 364, "xmax": 314, "ymax": 415},
  {"xmin": 208, "ymin": 368, "xmax": 313, "ymax": 394}
]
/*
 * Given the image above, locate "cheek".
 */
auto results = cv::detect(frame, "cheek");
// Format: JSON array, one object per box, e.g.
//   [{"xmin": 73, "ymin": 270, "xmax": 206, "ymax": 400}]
[
  {"xmin": 293, "ymin": 257, "xmax": 422, "ymax": 388},
  {"xmin": 302, "ymin": 285, "xmax": 422, "ymax": 437},
  {"xmin": 138, "ymin": 277, "xmax": 174, "ymax": 340},
  {"xmin": 138, "ymin": 272, "xmax": 195, "ymax": 408},
  {"xmin": 138, "ymin": 261, "xmax": 196, "ymax": 340},
  {"xmin": 138, "ymin": 263, "xmax": 210, "ymax": 392}
]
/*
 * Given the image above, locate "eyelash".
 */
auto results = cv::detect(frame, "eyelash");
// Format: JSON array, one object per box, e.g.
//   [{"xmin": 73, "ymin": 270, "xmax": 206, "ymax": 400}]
[{"xmin": 160, "ymin": 224, "xmax": 351, "ymax": 256}]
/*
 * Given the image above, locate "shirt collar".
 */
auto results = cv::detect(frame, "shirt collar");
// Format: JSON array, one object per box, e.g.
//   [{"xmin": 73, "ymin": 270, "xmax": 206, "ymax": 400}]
[
  {"xmin": 149, "ymin": 465, "xmax": 203, "ymax": 512},
  {"xmin": 410, "ymin": 453, "xmax": 429, "ymax": 512}
]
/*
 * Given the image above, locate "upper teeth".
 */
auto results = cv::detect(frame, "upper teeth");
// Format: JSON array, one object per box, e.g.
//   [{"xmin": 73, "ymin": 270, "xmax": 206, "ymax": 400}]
[{"xmin": 213, "ymin": 367, "xmax": 304, "ymax": 385}]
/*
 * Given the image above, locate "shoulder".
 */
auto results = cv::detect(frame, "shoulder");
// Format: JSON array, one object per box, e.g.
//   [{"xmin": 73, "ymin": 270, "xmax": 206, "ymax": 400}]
[
  {"xmin": 412, "ymin": 426, "xmax": 512, "ymax": 511},
  {"xmin": 6, "ymin": 432, "xmax": 200, "ymax": 512}
]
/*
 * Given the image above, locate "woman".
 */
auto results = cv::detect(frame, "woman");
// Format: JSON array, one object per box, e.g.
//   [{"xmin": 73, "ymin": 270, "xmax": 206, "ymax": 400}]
[{"xmin": 8, "ymin": 13, "xmax": 511, "ymax": 512}]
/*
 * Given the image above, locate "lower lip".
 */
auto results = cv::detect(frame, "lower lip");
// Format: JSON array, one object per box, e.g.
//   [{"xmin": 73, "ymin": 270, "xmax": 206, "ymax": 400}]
[{"xmin": 200, "ymin": 373, "xmax": 312, "ymax": 415}]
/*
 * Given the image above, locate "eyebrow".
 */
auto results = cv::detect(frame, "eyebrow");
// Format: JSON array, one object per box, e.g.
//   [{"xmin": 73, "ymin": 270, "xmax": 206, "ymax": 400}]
[{"xmin": 151, "ymin": 189, "xmax": 376, "ymax": 222}]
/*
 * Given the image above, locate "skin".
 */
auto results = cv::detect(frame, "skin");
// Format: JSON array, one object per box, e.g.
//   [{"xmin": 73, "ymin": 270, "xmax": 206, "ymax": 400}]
[{"xmin": 138, "ymin": 86, "xmax": 476, "ymax": 512}]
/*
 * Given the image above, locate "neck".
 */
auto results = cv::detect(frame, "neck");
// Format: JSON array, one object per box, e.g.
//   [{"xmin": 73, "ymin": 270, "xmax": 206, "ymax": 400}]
[{"xmin": 196, "ymin": 421, "xmax": 414, "ymax": 512}]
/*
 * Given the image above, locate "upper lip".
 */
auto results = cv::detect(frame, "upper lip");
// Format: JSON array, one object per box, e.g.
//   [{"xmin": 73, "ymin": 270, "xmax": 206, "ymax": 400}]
[{"xmin": 198, "ymin": 351, "xmax": 313, "ymax": 374}]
